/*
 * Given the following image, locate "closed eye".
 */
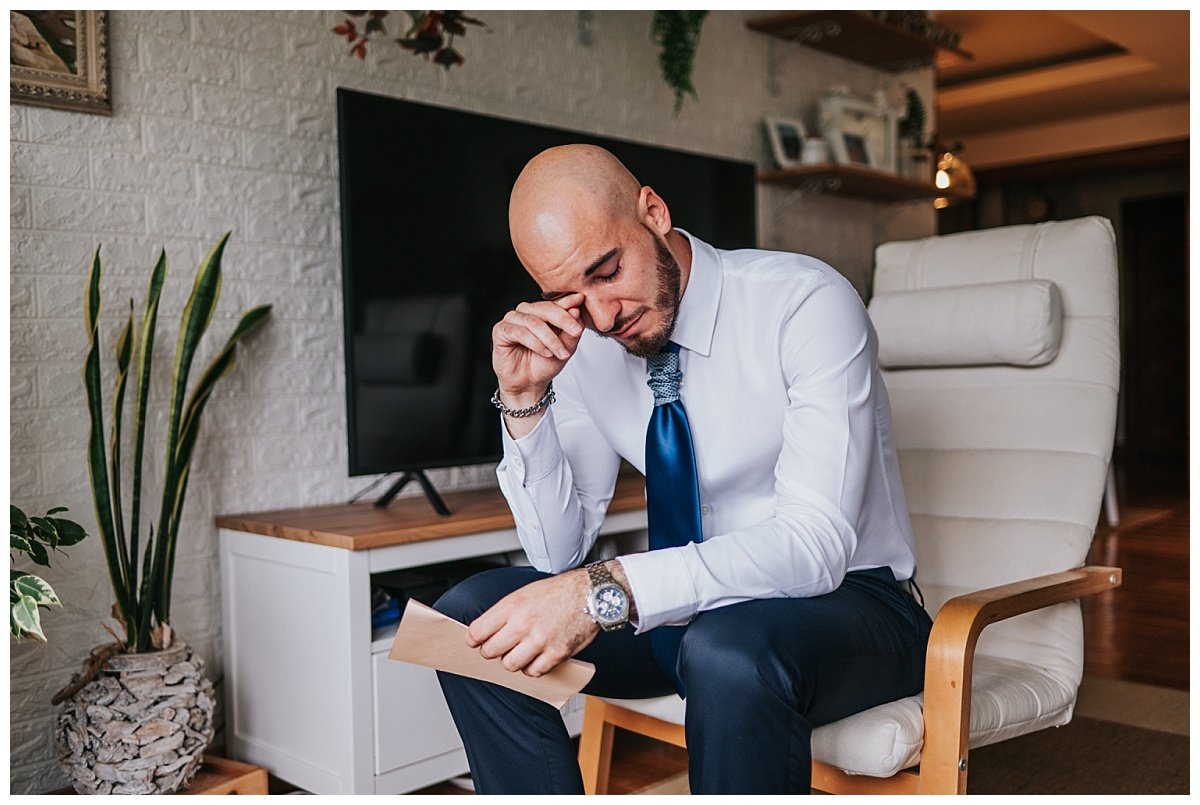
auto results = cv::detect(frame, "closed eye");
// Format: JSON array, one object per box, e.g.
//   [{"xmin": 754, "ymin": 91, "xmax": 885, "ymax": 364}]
[{"xmin": 595, "ymin": 263, "xmax": 621, "ymax": 283}]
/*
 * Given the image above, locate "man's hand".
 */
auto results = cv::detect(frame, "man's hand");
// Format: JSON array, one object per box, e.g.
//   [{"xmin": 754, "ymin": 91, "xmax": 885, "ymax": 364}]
[
  {"xmin": 491, "ymin": 292, "xmax": 585, "ymax": 411},
  {"xmin": 466, "ymin": 568, "xmax": 599, "ymax": 677}
]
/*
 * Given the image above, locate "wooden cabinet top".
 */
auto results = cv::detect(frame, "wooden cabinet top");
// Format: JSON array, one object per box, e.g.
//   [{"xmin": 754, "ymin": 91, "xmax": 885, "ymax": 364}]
[{"xmin": 215, "ymin": 472, "xmax": 647, "ymax": 551}]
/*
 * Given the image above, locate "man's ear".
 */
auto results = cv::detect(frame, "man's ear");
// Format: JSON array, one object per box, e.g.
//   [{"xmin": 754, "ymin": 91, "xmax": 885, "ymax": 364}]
[{"xmin": 638, "ymin": 186, "xmax": 673, "ymax": 236}]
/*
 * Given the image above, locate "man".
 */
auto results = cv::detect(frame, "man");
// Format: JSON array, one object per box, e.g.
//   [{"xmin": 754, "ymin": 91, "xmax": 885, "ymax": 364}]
[{"xmin": 434, "ymin": 144, "xmax": 931, "ymax": 794}]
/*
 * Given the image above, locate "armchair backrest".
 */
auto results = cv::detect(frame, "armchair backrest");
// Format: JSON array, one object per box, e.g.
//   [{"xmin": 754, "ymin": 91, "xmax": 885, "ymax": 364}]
[{"xmin": 870, "ymin": 216, "xmax": 1120, "ymax": 690}]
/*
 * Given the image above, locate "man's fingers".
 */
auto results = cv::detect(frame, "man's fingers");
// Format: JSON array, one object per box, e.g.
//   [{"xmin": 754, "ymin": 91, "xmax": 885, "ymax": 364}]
[
  {"xmin": 501, "ymin": 311, "xmax": 576, "ymax": 360},
  {"xmin": 516, "ymin": 300, "xmax": 583, "ymax": 339}
]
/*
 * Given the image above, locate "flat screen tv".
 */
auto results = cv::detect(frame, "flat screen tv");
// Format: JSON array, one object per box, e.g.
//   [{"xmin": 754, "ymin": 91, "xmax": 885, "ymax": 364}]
[{"xmin": 336, "ymin": 88, "xmax": 757, "ymax": 508}]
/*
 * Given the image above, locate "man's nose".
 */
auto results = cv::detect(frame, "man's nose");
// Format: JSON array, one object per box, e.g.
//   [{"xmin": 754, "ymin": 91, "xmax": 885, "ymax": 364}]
[{"xmin": 583, "ymin": 295, "xmax": 621, "ymax": 334}]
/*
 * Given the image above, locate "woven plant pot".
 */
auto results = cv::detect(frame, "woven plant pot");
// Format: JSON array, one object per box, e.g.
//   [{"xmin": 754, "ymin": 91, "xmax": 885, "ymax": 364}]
[{"xmin": 55, "ymin": 642, "xmax": 215, "ymax": 794}]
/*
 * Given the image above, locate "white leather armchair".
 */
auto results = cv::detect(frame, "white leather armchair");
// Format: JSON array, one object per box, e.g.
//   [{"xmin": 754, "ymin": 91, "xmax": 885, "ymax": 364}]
[{"xmin": 577, "ymin": 216, "xmax": 1123, "ymax": 794}]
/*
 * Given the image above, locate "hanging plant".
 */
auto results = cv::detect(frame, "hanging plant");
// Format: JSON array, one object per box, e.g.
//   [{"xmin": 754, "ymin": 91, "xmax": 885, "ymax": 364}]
[
  {"xmin": 332, "ymin": 10, "xmax": 487, "ymax": 68},
  {"xmin": 651, "ymin": 11, "xmax": 708, "ymax": 114}
]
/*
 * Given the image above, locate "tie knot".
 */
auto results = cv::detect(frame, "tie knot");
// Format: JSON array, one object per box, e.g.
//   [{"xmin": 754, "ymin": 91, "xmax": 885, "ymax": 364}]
[{"xmin": 646, "ymin": 343, "xmax": 682, "ymax": 405}]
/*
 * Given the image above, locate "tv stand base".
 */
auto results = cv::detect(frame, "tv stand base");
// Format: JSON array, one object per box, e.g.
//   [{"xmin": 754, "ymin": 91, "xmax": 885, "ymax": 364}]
[{"xmin": 375, "ymin": 470, "xmax": 451, "ymax": 516}]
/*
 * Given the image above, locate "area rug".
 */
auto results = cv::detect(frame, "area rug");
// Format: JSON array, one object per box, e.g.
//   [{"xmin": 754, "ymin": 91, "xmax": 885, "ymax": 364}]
[{"xmin": 633, "ymin": 677, "xmax": 1189, "ymax": 795}]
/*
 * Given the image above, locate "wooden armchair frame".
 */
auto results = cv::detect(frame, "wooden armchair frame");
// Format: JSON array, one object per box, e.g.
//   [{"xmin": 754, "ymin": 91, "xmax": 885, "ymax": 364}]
[{"xmin": 578, "ymin": 564, "xmax": 1122, "ymax": 795}]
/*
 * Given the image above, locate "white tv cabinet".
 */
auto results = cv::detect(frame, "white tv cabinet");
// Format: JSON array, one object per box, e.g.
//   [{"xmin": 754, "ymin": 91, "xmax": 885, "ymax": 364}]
[{"xmin": 217, "ymin": 474, "xmax": 648, "ymax": 794}]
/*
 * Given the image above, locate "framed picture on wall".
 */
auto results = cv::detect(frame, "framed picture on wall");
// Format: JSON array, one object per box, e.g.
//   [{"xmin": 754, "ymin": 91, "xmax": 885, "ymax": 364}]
[
  {"xmin": 764, "ymin": 117, "xmax": 808, "ymax": 169},
  {"xmin": 818, "ymin": 94, "xmax": 897, "ymax": 173},
  {"xmin": 10, "ymin": 11, "xmax": 111, "ymax": 115}
]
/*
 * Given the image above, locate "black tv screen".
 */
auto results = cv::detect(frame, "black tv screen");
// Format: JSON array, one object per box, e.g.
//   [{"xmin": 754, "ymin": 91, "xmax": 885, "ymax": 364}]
[{"xmin": 336, "ymin": 88, "xmax": 757, "ymax": 477}]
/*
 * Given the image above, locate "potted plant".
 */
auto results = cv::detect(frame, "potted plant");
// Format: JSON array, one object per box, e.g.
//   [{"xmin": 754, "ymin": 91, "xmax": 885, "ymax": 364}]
[
  {"xmin": 52, "ymin": 233, "xmax": 271, "ymax": 795},
  {"xmin": 11, "ymin": 505, "xmax": 88, "ymax": 641}
]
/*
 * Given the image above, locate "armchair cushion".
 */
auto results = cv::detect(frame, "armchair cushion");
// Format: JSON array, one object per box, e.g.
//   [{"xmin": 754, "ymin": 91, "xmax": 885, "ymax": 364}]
[
  {"xmin": 598, "ymin": 654, "xmax": 1075, "ymax": 780},
  {"xmin": 868, "ymin": 279, "xmax": 1063, "ymax": 369}
]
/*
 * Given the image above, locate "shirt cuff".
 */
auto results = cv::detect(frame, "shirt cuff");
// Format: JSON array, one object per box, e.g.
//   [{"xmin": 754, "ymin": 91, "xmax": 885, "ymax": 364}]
[
  {"xmin": 616, "ymin": 547, "xmax": 700, "ymax": 633},
  {"xmin": 500, "ymin": 408, "xmax": 563, "ymax": 484}
]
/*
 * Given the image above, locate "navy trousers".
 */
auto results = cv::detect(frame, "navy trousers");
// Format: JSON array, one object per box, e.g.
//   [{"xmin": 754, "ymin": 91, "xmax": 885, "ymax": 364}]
[{"xmin": 433, "ymin": 565, "xmax": 932, "ymax": 794}]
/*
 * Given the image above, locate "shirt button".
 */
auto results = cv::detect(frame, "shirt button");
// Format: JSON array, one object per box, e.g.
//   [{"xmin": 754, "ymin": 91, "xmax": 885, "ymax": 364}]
[{"xmin": 700, "ymin": 505, "xmax": 710, "ymax": 515}]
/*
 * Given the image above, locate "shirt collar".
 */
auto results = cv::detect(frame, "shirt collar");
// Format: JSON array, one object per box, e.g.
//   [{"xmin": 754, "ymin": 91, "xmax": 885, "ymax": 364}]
[{"xmin": 670, "ymin": 228, "xmax": 722, "ymax": 358}]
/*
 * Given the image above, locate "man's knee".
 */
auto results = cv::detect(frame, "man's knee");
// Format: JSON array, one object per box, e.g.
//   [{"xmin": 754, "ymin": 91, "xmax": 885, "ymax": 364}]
[{"xmin": 433, "ymin": 566, "xmax": 548, "ymax": 625}]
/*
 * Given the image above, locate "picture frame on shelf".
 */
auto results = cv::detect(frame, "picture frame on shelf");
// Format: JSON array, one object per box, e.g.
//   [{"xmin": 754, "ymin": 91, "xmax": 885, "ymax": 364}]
[
  {"xmin": 10, "ymin": 10, "xmax": 111, "ymax": 115},
  {"xmin": 818, "ymin": 94, "xmax": 898, "ymax": 173},
  {"xmin": 764, "ymin": 117, "xmax": 808, "ymax": 169}
]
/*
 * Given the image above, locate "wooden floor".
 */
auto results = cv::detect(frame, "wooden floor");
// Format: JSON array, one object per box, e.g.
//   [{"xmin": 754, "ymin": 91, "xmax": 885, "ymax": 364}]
[
  {"xmin": 407, "ymin": 460, "xmax": 1190, "ymax": 795},
  {"xmin": 1083, "ymin": 462, "xmax": 1189, "ymax": 690}
]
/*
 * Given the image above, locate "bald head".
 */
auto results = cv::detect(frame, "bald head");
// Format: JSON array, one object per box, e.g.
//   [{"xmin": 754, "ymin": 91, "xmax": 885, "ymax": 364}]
[{"xmin": 509, "ymin": 145, "xmax": 643, "ymax": 271}]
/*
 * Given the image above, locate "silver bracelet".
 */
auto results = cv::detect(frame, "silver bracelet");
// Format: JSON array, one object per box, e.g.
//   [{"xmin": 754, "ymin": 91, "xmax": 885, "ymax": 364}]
[{"xmin": 491, "ymin": 382, "xmax": 555, "ymax": 418}]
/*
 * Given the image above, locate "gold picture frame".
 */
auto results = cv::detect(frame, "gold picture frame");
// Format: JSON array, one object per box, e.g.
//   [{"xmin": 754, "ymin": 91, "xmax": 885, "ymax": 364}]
[{"xmin": 11, "ymin": 10, "xmax": 111, "ymax": 115}]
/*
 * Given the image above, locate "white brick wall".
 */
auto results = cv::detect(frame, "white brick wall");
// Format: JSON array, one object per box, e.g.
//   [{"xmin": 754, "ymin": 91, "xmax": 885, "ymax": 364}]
[{"xmin": 9, "ymin": 10, "xmax": 934, "ymax": 792}]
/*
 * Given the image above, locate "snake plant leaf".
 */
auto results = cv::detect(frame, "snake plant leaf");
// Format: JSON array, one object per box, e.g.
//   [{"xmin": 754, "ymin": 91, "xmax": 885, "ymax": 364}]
[
  {"xmin": 152, "ymin": 233, "xmax": 229, "ymax": 626},
  {"xmin": 12, "ymin": 574, "xmax": 60, "ymax": 607},
  {"xmin": 83, "ymin": 246, "xmax": 132, "ymax": 628},
  {"xmin": 129, "ymin": 249, "xmax": 167, "ymax": 608},
  {"xmin": 11, "ymin": 596, "xmax": 45, "ymax": 641},
  {"xmin": 160, "ymin": 303, "xmax": 272, "ymax": 622},
  {"xmin": 109, "ymin": 302, "xmax": 135, "ymax": 584}
]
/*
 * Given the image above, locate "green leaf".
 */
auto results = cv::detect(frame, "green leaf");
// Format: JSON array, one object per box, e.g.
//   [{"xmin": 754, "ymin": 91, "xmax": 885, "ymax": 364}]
[
  {"xmin": 109, "ymin": 300, "xmax": 136, "ymax": 583},
  {"xmin": 84, "ymin": 245, "xmax": 133, "ymax": 635},
  {"xmin": 11, "ymin": 534, "xmax": 33, "ymax": 555},
  {"xmin": 11, "ymin": 609, "xmax": 21, "ymax": 639},
  {"xmin": 48, "ymin": 518, "xmax": 87, "ymax": 548},
  {"xmin": 25, "ymin": 538, "xmax": 50, "ymax": 567},
  {"xmin": 152, "ymin": 233, "xmax": 229, "ymax": 631},
  {"xmin": 10, "ymin": 505, "xmax": 29, "ymax": 536},
  {"xmin": 161, "ymin": 303, "xmax": 271, "ymax": 625},
  {"xmin": 30, "ymin": 517, "xmax": 59, "ymax": 550},
  {"xmin": 12, "ymin": 596, "xmax": 45, "ymax": 641},
  {"xmin": 13, "ymin": 574, "xmax": 60, "ymax": 607},
  {"xmin": 129, "ymin": 249, "xmax": 168, "ymax": 616},
  {"xmin": 46, "ymin": 506, "xmax": 68, "ymax": 515}
]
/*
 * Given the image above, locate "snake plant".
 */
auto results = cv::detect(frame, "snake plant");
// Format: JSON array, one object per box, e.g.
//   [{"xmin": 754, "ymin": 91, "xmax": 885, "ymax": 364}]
[{"xmin": 84, "ymin": 233, "xmax": 271, "ymax": 653}]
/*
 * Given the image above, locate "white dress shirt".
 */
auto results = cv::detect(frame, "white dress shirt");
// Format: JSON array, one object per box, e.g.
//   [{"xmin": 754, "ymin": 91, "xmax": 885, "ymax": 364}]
[{"xmin": 496, "ymin": 230, "xmax": 918, "ymax": 633}]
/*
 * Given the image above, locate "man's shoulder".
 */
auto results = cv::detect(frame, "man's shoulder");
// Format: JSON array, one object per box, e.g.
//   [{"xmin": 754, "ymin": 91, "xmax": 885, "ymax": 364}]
[{"xmin": 717, "ymin": 245, "xmax": 854, "ymax": 305}]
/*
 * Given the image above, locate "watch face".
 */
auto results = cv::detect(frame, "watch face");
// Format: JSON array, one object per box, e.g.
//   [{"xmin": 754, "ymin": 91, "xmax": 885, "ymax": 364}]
[{"xmin": 591, "ymin": 583, "xmax": 628, "ymax": 624}]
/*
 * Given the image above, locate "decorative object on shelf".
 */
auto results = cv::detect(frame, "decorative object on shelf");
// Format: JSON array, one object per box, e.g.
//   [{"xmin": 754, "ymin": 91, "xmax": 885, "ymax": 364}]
[
  {"xmin": 934, "ymin": 143, "xmax": 977, "ymax": 209},
  {"xmin": 10, "ymin": 505, "xmax": 88, "ymax": 641},
  {"xmin": 764, "ymin": 116, "xmax": 808, "ymax": 168},
  {"xmin": 819, "ymin": 92, "xmax": 898, "ymax": 173},
  {"xmin": 651, "ymin": 11, "xmax": 709, "ymax": 114},
  {"xmin": 10, "ymin": 10, "xmax": 110, "ymax": 115},
  {"xmin": 50, "ymin": 233, "xmax": 271, "ymax": 794},
  {"xmin": 897, "ymin": 86, "xmax": 934, "ymax": 182},
  {"xmin": 332, "ymin": 11, "xmax": 487, "ymax": 68},
  {"xmin": 54, "ymin": 642, "xmax": 215, "ymax": 794},
  {"xmin": 801, "ymin": 136, "xmax": 829, "ymax": 165}
]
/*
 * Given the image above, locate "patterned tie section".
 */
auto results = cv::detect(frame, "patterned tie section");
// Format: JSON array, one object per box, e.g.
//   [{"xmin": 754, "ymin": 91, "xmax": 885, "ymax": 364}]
[{"xmin": 646, "ymin": 343, "xmax": 682, "ymax": 405}]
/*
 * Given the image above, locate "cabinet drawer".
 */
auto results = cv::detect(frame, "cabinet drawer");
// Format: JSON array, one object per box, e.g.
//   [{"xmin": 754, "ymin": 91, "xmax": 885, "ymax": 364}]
[{"xmin": 372, "ymin": 652, "xmax": 463, "ymax": 775}]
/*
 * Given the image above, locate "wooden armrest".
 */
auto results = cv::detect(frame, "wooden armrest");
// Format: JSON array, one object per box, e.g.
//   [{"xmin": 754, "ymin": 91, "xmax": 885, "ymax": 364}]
[{"xmin": 917, "ymin": 565, "xmax": 1121, "ymax": 793}]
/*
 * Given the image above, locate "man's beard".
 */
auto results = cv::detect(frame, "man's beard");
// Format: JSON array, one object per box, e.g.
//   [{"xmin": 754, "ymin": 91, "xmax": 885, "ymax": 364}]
[{"xmin": 607, "ymin": 234, "xmax": 682, "ymax": 359}]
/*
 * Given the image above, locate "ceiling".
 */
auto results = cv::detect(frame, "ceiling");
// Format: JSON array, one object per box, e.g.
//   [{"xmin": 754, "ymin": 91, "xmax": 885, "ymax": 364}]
[{"xmin": 929, "ymin": 10, "xmax": 1189, "ymax": 168}]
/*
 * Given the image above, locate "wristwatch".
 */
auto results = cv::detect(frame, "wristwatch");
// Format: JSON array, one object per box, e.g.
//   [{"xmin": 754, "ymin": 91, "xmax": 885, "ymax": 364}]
[{"xmin": 583, "ymin": 561, "xmax": 633, "ymax": 631}]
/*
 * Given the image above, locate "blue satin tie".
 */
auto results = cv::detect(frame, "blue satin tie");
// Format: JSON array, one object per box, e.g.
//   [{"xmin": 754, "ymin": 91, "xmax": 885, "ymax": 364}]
[{"xmin": 645, "ymin": 341, "xmax": 702, "ymax": 696}]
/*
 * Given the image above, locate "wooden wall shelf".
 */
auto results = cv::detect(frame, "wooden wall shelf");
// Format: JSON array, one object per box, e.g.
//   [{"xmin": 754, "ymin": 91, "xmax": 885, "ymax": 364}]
[
  {"xmin": 759, "ymin": 163, "xmax": 968, "ymax": 204},
  {"xmin": 747, "ymin": 11, "xmax": 971, "ymax": 72}
]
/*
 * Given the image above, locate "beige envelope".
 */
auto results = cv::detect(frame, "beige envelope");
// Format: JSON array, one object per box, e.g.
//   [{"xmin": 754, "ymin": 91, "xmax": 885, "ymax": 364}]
[{"xmin": 388, "ymin": 599, "xmax": 596, "ymax": 709}]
